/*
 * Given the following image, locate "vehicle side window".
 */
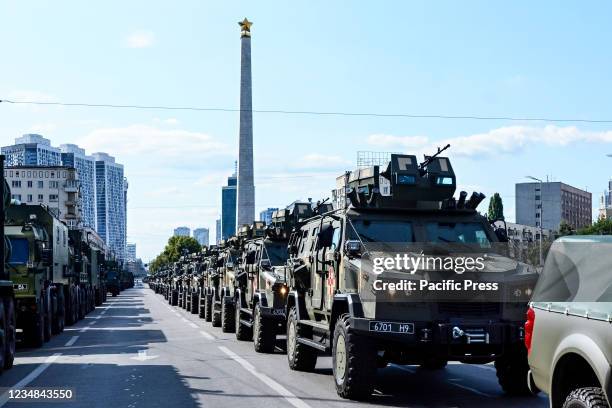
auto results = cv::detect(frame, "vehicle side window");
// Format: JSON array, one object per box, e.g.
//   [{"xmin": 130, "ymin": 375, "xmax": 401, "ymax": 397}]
[{"xmin": 331, "ymin": 227, "xmax": 341, "ymax": 251}]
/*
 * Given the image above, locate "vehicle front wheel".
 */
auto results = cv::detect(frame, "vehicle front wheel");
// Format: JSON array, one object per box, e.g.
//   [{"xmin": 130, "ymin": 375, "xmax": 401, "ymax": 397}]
[
  {"xmin": 190, "ymin": 293, "xmax": 199, "ymax": 314},
  {"xmin": 286, "ymin": 307, "xmax": 317, "ymax": 371},
  {"xmin": 221, "ymin": 297, "xmax": 235, "ymax": 333},
  {"xmin": 3, "ymin": 298, "xmax": 15, "ymax": 369},
  {"xmin": 204, "ymin": 294, "xmax": 213, "ymax": 322},
  {"xmin": 495, "ymin": 344, "xmax": 531, "ymax": 395},
  {"xmin": 253, "ymin": 303, "xmax": 275, "ymax": 353},
  {"xmin": 332, "ymin": 314, "xmax": 376, "ymax": 400},
  {"xmin": 563, "ymin": 387, "xmax": 609, "ymax": 408}
]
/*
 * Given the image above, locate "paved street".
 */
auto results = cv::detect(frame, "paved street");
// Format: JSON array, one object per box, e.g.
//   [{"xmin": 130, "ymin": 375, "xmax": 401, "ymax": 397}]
[{"xmin": 0, "ymin": 284, "xmax": 550, "ymax": 407}]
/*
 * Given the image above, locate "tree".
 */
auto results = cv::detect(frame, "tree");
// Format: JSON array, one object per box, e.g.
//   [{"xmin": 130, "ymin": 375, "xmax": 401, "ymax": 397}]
[
  {"xmin": 558, "ymin": 221, "xmax": 574, "ymax": 236},
  {"xmin": 148, "ymin": 236, "xmax": 202, "ymax": 273},
  {"xmin": 487, "ymin": 193, "xmax": 504, "ymax": 221},
  {"xmin": 578, "ymin": 218, "xmax": 612, "ymax": 235}
]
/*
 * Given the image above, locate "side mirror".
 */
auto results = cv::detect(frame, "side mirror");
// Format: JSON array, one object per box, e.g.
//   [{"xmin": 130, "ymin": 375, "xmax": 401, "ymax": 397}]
[
  {"xmin": 226, "ymin": 261, "xmax": 234, "ymax": 269},
  {"xmin": 344, "ymin": 240, "xmax": 361, "ymax": 258},
  {"xmin": 260, "ymin": 259, "xmax": 271, "ymax": 270},
  {"xmin": 494, "ymin": 228, "xmax": 508, "ymax": 243}
]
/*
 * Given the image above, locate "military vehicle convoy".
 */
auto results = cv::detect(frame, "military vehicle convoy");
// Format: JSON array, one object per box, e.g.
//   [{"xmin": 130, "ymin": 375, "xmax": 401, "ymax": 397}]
[
  {"xmin": 0, "ymin": 156, "xmax": 16, "ymax": 372},
  {"xmin": 150, "ymin": 148, "xmax": 541, "ymax": 401}
]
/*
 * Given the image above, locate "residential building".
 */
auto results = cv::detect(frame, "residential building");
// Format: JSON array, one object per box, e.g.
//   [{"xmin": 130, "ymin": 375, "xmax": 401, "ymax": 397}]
[
  {"xmin": 4, "ymin": 166, "xmax": 81, "ymax": 227},
  {"xmin": 221, "ymin": 172, "xmax": 237, "ymax": 240},
  {"xmin": 215, "ymin": 219, "xmax": 221, "ymax": 244},
  {"xmin": 193, "ymin": 228, "xmax": 209, "ymax": 246},
  {"xmin": 94, "ymin": 152, "xmax": 126, "ymax": 261},
  {"xmin": 174, "ymin": 227, "xmax": 190, "ymax": 237},
  {"xmin": 126, "ymin": 258, "xmax": 147, "ymax": 279},
  {"xmin": 60, "ymin": 144, "xmax": 96, "ymax": 228},
  {"xmin": 516, "ymin": 182, "xmax": 592, "ymax": 231},
  {"xmin": 493, "ymin": 221, "xmax": 555, "ymax": 243},
  {"xmin": 126, "ymin": 243, "xmax": 137, "ymax": 261},
  {"xmin": 2, "ymin": 134, "xmax": 62, "ymax": 167},
  {"xmin": 259, "ymin": 208, "xmax": 278, "ymax": 225}
]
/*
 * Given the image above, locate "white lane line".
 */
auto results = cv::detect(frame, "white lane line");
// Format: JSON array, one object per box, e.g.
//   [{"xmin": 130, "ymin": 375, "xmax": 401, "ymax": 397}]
[
  {"xmin": 181, "ymin": 317, "xmax": 188, "ymax": 323},
  {"xmin": 447, "ymin": 381, "xmax": 494, "ymax": 398},
  {"xmin": 0, "ymin": 353, "xmax": 61, "ymax": 407},
  {"xmin": 188, "ymin": 322, "xmax": 198, "ymax": 329},
  {"xmin": 199, "ymin": 331, "xmax": 214, "ymax": 340},
  {"xmin": 64, "ymin": 336, "xmax": 79, "ymax": 347},
  {"xmin": 218, "ymin": 346, "xmax": 310, "ymax": 408},
  {"xmin": 391, "ymin": 364, "xmax": 416, "ymax": 373}
]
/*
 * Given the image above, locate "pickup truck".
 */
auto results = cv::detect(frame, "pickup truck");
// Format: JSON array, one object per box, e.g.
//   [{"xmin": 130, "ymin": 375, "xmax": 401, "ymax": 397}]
[{"xmin": 526, "ymin": 236, "xmax": 612, "ymax": 408}]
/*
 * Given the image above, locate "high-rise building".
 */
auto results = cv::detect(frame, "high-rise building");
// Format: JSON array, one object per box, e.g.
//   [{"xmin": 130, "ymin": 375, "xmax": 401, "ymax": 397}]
[
  {"xmin": 2, "ymin": 134, "xmax": 61, "ymax": 166},
  {"xmin": 174, "ymin": 227, "xmax": 190, "ymax": 237},
  {"xmin": 193, "ymin": 228, "xmax": 209, "ymax": 246},
  {"xmin": 259, "ymin": 208, "xmax": 277, "ymax": 225},
  {"xmin": 126, "ymin": 243, "xmax": 137, "ymax": 261},
  {"xmin": 60, "ymin": 144, "xmax": 96, "ymax": 228},
  {"xmin": 516, "ymin": 182, "xmax": 592, "ymax": 231},
  {"xmin": 215, "ymin": 219, "xmax": 221, "ymax": 244},
  {"xmin": 94, "ymin": 152, "xmax": 126, "ymax": 260},
  {"xmin": 221, "ymin": 172, "xmax": 237, "ymax": 240},
  {"xmin": 236, "ymin": 18, "xmax": 255, "ymax": 228},
  {"xmin": 5, "ymin": 166, "xmax": 81, "ymax": 228}
]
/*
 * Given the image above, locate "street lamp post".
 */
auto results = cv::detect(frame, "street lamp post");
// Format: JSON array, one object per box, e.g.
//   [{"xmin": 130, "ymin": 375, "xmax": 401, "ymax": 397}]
[{"xmin": 526, "ymin": 176, "xmax": 544, "ymax": 266}]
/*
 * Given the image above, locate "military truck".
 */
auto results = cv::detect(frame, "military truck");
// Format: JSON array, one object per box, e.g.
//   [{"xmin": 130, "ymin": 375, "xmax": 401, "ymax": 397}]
[
  {"xmin": 284, "ymin": 151, "xmax": 539, "ymax": 400},
  {"xmin": 0, "ymin": 156, "xmax": 16, "ymax": 370},
  {"xmin": 6, "ymin": 204, "xmax": 73, "ymax": 345},
  {"xmin": 233, "ymin": 203, "xmax": 311, "ymax": 352},
  {"xmin": 105, "ymin": 259, "xmax": 121, "ymax": 297},
  {"xmin": 70, "ymin": 229, "xmax": 105, "ymax": 319}
]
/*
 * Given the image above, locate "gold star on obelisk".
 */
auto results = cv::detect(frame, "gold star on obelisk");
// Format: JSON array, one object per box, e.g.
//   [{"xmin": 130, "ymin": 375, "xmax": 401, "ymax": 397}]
[{"xmin": 238, "ymin": 17, "xmax": 252, "ymax": 37}]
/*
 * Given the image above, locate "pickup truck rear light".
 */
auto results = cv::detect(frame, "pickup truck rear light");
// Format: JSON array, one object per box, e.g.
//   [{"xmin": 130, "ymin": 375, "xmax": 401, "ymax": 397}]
[{"xmin": 524, "ymin": 307, "xmax": 535, "ymax": 354}]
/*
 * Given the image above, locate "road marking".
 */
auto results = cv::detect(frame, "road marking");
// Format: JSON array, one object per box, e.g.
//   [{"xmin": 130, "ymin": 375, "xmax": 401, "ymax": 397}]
[
  {"xmin": 199, "ymin": 330, "xmax": 214, "ymax": 340},
  {"xmin": 447, "ymin": 380, "xmax": 494, "ymax": 398},
  {"xmin": 181, "ymin": 317, "xmax": 188, "ymax": 323},
  {"xmin": 188, "ymin": 322, "xmax": 198, "ymax": 329},
  {"xmin": 64, "ymin": 336, "xmax": 79, "ymax": 347},
  {"xmin": 391, "ymin": 364, "xmax": 416, "ymax": 373},
  {"xmin": 0, "ymin": 353, "xmax": 61, "ymax": 407},
  {"xmin": 218, "ymin": 346, "xmax": 310, "ymax": 408}
]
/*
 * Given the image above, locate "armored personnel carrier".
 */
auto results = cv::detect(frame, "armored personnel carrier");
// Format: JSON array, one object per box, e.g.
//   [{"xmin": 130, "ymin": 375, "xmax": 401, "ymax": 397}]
[
  {"xmin": 284, "ymin": 150, "xmax": 539, "ymax": 400},
  {"xmin": 233, "ymin": 203, "xmax": 311, "ymax": 352},
  {"xmin": 207, "ymin": 239, "xmax": 242, "ymax": 330}
]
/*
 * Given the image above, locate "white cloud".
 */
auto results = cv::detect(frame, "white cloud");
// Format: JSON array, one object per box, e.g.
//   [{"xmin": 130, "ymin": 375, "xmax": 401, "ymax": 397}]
[
  {"xmin": 28, "ymin": 123, "xmax": 58, "ymax": 134},
  {"xmin": 367, "ymin": 125, "xmax": 612, "ymax": 158},
  {"xmin": 153, "ymin": 117, "xmax": 179, "ymax": 126},
  {"xmin": 77, "ymin": 124, "xmax": 229, "ymax": 159},
  {"xmin": 125, "ymin": 31, "xmax": 155, "ymax": 48},
  {"xmin": 193, "ymin": 171, "xmax": 232, "ymax": 187},
  {"xmin": 292, "ymin": 153, "xmax": 351, "ymax": 169}
]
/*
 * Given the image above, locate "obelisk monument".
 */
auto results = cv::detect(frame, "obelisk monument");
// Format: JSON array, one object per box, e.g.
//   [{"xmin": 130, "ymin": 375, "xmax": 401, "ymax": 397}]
[{"xmin": 236, "ymin": 18, "xmax": 255, "ymax": 228}]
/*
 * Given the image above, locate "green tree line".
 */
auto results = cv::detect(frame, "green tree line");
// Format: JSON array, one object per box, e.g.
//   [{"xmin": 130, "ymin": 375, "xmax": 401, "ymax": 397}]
[{"xmin": 148, "ymin": 236, "xmax": 202, "ymax": 273}]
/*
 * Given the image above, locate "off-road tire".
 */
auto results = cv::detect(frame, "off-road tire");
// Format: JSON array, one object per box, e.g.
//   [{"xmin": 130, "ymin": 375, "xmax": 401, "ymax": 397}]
[
  {"xmin": 190, "ymin": 293, "xmax": 199, "ymax": 314},
  {"xmin": 495, "ymin": 344, "xmax": 531, "ymax": 395},
  {"xmin": 170, "ymin": 290, "xmax": 178, "ymax": 306},
  {"xmin": 204, "ymin": 294, "xmax": 213, "ymax": 322},
  {"xmin": 32, "ymin": 308, "xmax": 45, "ymax": 348},
  {"xmin": 3, "ymin": 298, "xmax": 15, "ymax": 369},
  {"xmin": 221, "ymin": 298, "xmax": 235, "ymax": 333},
  {"xmin": 0, "ymin": 301, "xmax": 6, "ymax": 373},
  {"xmin": 212, "ymin": 303, "xmax": 222, "ymax": 327},
  {"xmin": 235, "ymin": 302, "xmax": 252, "ymax": 341},
  {"xmin": 332, "ymin": 314, "xmax": 376, "ymax": 400},
  {"xmin": 43, "ymin": 291, "xmax": 52, "ymax": 342},
  {"xmin": 253, "ymin": 303, "xmax": 275, "ymax": 353},
  {"xmin": 52, "ymin": 294, "xmax": 65, "ymax": 335},
  {"xmin": 198, "ymin": 293, "xmax": 206, "ymax": 318},
  {"xmin": 563, "ymin": 387, "xmax": 609, "ymax": 408},
  {"xmin": 286, "ymin": 307, "xmax": 317, "ymax": 371}
]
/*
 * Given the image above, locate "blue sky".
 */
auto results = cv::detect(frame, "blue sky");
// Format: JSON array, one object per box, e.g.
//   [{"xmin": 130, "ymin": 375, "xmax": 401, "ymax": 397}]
[{"xmin": 2, "ymin": 1, "xmax": 612, "ymax": 260}]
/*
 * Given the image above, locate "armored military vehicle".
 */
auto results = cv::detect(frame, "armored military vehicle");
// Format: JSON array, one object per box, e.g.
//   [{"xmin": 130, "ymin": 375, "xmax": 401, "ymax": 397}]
[
  {"xmin": 5, "ymin": 204, "xmax": 73, "ymax": 345},
  {"xmin": 0, "ymin": 156, "xmax": 16, "ymax": 370},
  {"xmin": 206, "ymin": 240, "xmax": 242, "ymax": 329},
  {"xmin": 105, "ymin": 259, "xmax": 121, "ymax": 297},
  {"xmin": 233, "ymin": 203, "xmax": 311, "ymax": 352},
  {"xmin": 199, "ymin": 246, "xmax": 218, "ymax": 321},
  {"xmin": 284, "ymin": 150, "xmax": 539, "ymax": 400}
]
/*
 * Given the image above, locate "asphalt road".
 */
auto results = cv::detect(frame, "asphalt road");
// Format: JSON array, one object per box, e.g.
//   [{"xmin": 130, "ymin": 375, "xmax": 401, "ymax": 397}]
[{"xmin": 0, "ymin": 284, "xmax": 551, "ymax": 407}]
